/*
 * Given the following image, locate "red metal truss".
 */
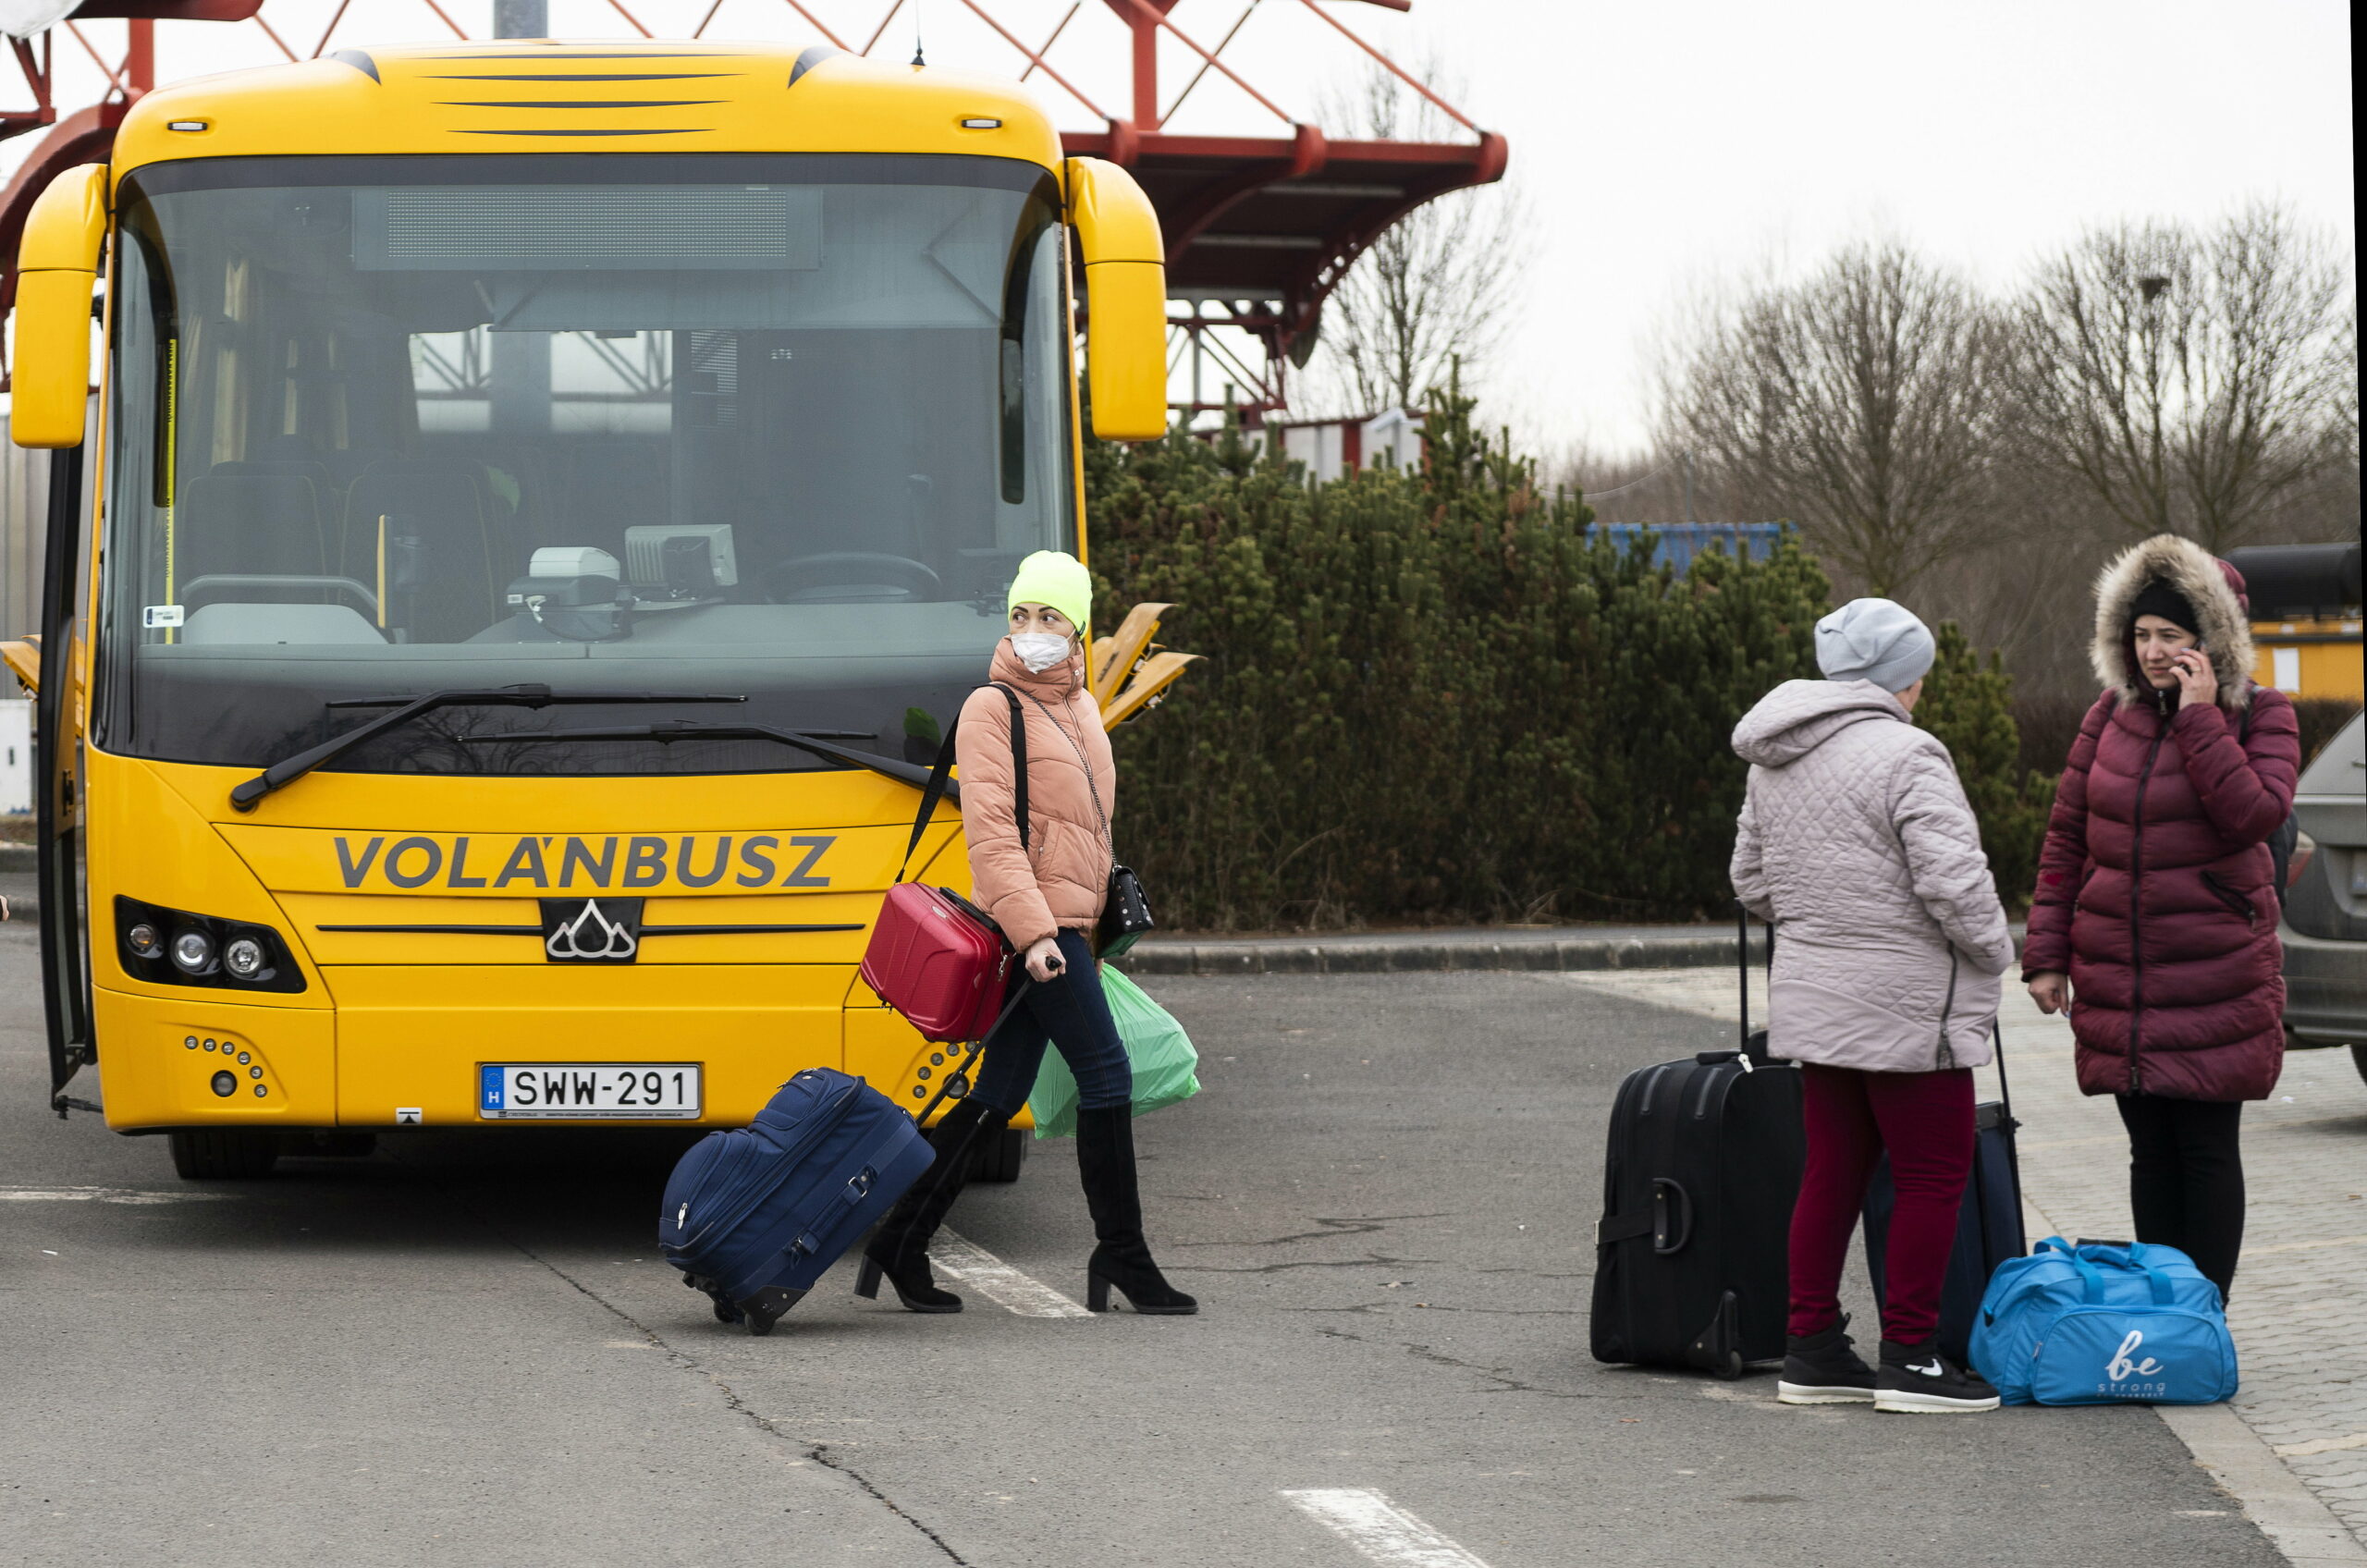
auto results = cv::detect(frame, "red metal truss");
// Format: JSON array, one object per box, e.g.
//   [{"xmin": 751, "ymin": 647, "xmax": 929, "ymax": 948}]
[{"xmin": 3, "ymin": 0, "xmax": 1505, "ymax": 413}]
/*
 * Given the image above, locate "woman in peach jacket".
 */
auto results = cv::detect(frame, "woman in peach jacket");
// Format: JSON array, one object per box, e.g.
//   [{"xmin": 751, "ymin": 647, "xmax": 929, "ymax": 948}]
[{"xmin": 857, "ymin": 551, "xmax": 1195, "ymax": 1318}]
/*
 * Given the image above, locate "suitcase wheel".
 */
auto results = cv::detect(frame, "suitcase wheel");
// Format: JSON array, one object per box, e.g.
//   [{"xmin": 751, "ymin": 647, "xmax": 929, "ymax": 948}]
[
  {"xmin": 712, "ymin": 1299, "xmax": 742, "ymax": 1325},
  {"xmin": 736, "ymin": 1284, "xmax": 808, "ymax": 1336}
]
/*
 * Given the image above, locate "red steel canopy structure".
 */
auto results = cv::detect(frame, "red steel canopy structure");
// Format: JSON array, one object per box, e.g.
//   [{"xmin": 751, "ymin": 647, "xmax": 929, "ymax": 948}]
[{"xmin": 3, "ymin": 0, "xmax": 1504, "ymax": 417}]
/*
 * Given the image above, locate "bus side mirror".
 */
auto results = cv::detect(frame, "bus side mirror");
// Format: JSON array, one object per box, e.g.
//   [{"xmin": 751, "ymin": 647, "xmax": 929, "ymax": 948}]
[
  {"xmin": 8, "ymin": 164, "xmax": 109, "ymax": 450},
  {"xmin": 1063, "ymin": 157, "xmax": 1168, "ymax": 443}
]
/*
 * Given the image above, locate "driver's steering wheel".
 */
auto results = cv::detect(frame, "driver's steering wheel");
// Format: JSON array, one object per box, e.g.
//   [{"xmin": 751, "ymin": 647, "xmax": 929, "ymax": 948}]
[{"xmin": 761, "ymin": 553, "xmax": 943, "ymax": 605}]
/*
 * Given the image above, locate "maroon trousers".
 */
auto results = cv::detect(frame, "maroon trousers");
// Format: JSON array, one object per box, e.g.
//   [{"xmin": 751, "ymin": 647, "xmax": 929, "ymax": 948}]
[{"xmin": 1787, "ymin": 1062, "xmax": 1974, "ymax": 1345}]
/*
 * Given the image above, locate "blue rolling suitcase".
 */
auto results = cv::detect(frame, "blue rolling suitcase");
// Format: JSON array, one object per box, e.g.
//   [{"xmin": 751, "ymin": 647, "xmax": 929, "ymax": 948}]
[
  {"xmin": 660, "ymin": 1069, "xmax": 937, "ymax": 1335},
  {"xmin": 1861, "ymin": 1021, "xmax": 2026, "ymax": 1367}
]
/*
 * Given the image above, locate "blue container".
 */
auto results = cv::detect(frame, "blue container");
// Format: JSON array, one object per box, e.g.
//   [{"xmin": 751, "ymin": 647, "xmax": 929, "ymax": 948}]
[
  {"xmin": 659, "ymin": 1069, "xmax": 935, "ymax": 1334},
  {"xmin": 1588, "ymin": 522, "xmax": 1783, "ymax": 573},
  {"xmin": 1969, "ymin": 1236, "xmax": 2238, "ymax": 1405}
]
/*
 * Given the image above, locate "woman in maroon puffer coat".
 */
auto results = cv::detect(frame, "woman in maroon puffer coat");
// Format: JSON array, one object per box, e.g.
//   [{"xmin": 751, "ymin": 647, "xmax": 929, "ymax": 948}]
[{"xmin": 2023, "ymin": 533, "xmax": 2300, "ymax": 1300}]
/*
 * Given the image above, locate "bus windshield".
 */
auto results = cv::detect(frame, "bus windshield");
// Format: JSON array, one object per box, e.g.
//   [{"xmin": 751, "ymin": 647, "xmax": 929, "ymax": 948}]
[{"xmin": 100, "ymin": 153, "xmax": 1074, "ymax": 779}]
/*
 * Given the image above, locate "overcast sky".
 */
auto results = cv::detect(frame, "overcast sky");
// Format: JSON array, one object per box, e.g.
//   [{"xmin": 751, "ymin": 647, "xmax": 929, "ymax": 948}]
[{"xmin": 6, "ymin": 0, "xmax": 2353, "ymax": 448}]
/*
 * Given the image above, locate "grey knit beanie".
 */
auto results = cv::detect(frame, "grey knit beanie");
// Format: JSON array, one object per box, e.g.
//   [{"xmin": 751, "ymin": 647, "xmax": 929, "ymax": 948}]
[{"xmin": 1815, "ymin": 598, "xmax": 1936, "ymax": 693}]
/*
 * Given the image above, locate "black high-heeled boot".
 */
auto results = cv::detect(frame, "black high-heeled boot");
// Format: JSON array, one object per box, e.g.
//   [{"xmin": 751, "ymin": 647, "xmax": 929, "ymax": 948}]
[
  {"xmin": 855, "ymin": 1098, "xmax": 1008, "ymax": 1313},
  {"xmin": 1075, "ymin": 1106, "xmax": 1197, "ymax": 1315}
]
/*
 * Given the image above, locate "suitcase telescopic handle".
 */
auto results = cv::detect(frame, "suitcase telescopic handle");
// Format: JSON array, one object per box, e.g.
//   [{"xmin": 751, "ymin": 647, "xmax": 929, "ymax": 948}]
[
  {"xmin": 910, "ymin": 976, "xmax": 1035, "ymax": 1128},
  {"xmin": 1736, "ymin": 902, "xmax": 1748, "ymax": 1049},
  {"xmin": 1735, "ymin": 902, "xmax": 1773, "ymax": 1060}
]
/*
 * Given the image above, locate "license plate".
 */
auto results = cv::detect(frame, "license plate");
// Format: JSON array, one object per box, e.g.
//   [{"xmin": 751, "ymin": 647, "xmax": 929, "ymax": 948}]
[{"xmin": 478, "ymin": 1063, "xmax": 702, "ymax": 1120}]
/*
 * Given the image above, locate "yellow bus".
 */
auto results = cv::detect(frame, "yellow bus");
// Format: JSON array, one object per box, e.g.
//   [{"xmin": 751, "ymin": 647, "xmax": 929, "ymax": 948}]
[
  {"xmin": 2228, "ymin": 544, "xmax": 2364, "ymax": 707},
  {"xmin": 1, "ymin": 40, "xmax": 1173, "ymax": 1178}
]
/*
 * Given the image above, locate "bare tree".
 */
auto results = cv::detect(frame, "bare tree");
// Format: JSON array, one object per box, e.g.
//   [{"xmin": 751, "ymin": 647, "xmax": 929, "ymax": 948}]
[
  {"xmin": 2010, "ymin": 202, "xmax": 2353, "ymax": 554},
  {"xmin": 1659, "ymin": 241, "xmax": 2009, "ymax": 597},
  {"xmin": 1301, "ymin": 62, "xmax": 1525, "ymax": 416}
]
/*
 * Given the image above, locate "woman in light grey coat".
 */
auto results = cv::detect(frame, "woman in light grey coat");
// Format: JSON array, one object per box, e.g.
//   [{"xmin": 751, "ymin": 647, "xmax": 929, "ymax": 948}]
[{"xmin": 1730, "ymin": 598, "xmax": 2015, "ymax": 1414}]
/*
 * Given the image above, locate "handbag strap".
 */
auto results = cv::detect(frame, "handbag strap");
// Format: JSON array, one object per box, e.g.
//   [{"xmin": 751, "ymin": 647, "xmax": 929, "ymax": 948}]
[
  {"xmin": 1020, "ymin": 687, "xmax": 1114, "ymax": 861},
  {"xmin": 892, "ymin": 683, "xmax": 1030, "ymax": 883},
  {"xmin": 995, "ymin": 682, "xmax": 1030, "ymax": 851}
]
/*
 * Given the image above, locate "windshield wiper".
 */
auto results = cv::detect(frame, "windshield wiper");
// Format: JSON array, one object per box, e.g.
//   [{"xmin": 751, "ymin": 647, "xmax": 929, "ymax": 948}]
[
  {"xmin": 462, "ymin": 719, "xmax": 950, "ymax": 797},
  {"xmin": 230, "ymin": 686, "xmax": 747, "ymax": 812}
]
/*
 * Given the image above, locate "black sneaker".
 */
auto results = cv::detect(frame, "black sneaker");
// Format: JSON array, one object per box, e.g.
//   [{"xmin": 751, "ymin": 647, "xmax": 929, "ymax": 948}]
[
  {"xmin": 1875, "ymin": 1338, "xmax": 2001, "ymax": 1413},
  {"xmin": 1777, "ymin": 1314, "xmax": 1876, "ymax": 1405}
]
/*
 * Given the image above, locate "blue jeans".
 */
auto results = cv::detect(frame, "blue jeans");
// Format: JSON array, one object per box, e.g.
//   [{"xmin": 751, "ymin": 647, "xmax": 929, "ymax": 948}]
[{"xmin": 967, "ymin": 930, "xmax": 1132, "ymax": 1117}]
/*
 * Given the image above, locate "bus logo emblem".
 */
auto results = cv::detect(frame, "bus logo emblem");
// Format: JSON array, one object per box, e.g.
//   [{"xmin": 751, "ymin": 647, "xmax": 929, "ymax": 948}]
[{"xmin": 540, "ymin": 898, "xmax": 643, "ymax": 963}]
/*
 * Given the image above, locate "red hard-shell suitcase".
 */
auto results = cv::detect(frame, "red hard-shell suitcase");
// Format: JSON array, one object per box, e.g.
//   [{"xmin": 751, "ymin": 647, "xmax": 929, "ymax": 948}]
[
  {"xmin": 862, "ymin": 883, "xmax": 1014, "ymax": 1043},
  {"xmin": 860, "ymin": 684, "xmax": 1030, "ymax": 1042}
]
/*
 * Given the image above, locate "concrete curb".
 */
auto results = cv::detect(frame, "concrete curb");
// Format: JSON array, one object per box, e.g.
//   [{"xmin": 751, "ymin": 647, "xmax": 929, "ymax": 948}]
[
  {"xmin": 1113, "ymin": 927, "xmax": 1766, "ymax": 976},
  {"xmin": 2156, "ymin": 1403, "xmax": 2367, "ymax": 1564}
]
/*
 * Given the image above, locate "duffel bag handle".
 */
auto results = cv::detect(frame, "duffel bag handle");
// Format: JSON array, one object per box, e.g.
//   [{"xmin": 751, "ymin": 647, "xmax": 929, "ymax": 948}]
[{"xmin": 2071, "ymin": 1254, "xmax": 2179, "ymax": 1307}]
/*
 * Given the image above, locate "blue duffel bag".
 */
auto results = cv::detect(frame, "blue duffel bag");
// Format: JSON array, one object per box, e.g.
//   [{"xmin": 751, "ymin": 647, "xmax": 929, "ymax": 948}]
[
  {"xmin": 1969, "ymin": 1236, "xmax": 2238, "ymax": 1405},
  {"xmin": 660, "ymin": 1069, "xmax": 936, "ymax": 1335}
]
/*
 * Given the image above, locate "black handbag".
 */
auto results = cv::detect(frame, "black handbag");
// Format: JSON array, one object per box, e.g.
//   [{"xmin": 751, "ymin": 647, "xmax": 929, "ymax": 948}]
[{"xmin": 1098, "ymin": 864, "xmax": 1155, "ymax": 958}]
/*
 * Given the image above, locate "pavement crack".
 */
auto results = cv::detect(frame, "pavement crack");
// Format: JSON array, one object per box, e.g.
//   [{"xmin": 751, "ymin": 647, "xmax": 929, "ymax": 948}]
[
  {"xmin": 1277, "ymin": 1303, "xmax": 1388, "ymax": 1314},
  {"xmin": 1403, "ymin": 1341, "xmax": 1590, "ymax": 1400},
  {"xmin": 398, "ymin": 1155, "xmax": 970, "ymax": 1564},
  {"xmin": 1171, "ymin": 1213, "xmax": 1453, "ymax": 1248},
  {"xmin": 1174, "ymin": 1251, "xmax": 1441, "ymax": 1275},
  {"xmin": 523, "ymin": 1252, "xmax": 974, "ymax": 1564}
]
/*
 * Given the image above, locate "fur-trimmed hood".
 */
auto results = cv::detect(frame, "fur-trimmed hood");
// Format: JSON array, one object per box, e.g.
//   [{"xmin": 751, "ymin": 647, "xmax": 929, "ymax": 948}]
[{"xmin": 2090, "ymin": 534, "xmax": 2255, "ymax": 712}]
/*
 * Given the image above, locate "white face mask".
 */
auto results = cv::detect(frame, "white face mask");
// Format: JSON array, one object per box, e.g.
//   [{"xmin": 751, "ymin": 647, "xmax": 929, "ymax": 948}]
[{"xmin": 1011, "ymin": 631, "xmax": 1073, "ymax": 673}]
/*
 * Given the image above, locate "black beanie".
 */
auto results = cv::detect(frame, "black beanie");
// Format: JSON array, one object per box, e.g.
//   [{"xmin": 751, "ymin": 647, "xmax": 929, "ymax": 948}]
[{"xmin": 2129, "ymin": 577, "xmax": 2201, "ymax": 638}]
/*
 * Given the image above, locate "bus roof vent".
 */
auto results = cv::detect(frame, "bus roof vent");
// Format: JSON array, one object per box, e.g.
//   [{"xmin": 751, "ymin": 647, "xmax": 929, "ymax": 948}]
[
  {"xmin": 330, "ymin": 49, "xmax": 381, "ymax": 83},
  {"xmin": 788, "ymin": 45, "xmax": 841, "ymax": 87}
]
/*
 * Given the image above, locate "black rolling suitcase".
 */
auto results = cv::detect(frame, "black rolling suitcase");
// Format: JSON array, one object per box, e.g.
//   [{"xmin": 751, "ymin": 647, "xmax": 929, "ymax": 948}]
[
  {"xmin": 1589, "ymin": 910, "xmax": 1805, "ymax": 1378},
  {"xmin": 1861, "ymin": 1021, "xmax": 2026, "ymax": 1367}
]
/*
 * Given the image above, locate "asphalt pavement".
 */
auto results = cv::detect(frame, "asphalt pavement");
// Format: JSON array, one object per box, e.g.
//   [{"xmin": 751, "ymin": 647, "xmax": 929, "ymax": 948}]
[{"xmin": 0, "ymin": 925, "xmax": 2278, "ymax": 1568}]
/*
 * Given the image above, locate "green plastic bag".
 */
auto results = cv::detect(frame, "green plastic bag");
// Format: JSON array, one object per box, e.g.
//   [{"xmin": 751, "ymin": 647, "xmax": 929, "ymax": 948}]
[{"xmin": 1026, "ymin": 965, "xmax": 1201, "ymax": 1139}]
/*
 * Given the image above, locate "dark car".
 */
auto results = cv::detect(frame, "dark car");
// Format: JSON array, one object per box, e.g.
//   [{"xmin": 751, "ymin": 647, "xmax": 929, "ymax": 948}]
[{"xmin": 2281, "ymin": 711, "xmax": 2367, "ymax": 1084}]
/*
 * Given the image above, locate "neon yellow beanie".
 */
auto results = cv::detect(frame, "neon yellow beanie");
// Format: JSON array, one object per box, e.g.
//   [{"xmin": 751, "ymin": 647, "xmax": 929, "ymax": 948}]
[{"xmin": 1006, "ymin": 549, "xmax": 1093, "ymax": 632}]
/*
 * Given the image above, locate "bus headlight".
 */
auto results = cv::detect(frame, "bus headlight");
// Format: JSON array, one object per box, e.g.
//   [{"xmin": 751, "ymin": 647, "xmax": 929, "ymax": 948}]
[
  {"xmin": 115, "ymin": 898, "xmax": 306, "ymax": 995},
  {"xmin": 171, "ymin": 929, "xmax": 216, "ymax": 974}
]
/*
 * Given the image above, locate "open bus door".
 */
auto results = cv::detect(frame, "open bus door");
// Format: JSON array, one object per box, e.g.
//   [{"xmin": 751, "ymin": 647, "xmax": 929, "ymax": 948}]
[
  {"xmin": 2, "ymin": 445, "xmax": 95, "ymax": 1116},
  {"xmin": 7, "ymin": 164, "xmax": 108, "ymax": 1117},
  {"xmin": 31, "ymin": 446, "xmax": 95, "ymax": 1117}
]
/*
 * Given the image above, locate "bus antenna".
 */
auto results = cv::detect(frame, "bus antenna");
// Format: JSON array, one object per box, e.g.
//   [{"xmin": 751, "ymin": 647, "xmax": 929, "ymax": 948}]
[{"xmin": 912, "ymin": 0, "xmax": 926, "ymax": 67}]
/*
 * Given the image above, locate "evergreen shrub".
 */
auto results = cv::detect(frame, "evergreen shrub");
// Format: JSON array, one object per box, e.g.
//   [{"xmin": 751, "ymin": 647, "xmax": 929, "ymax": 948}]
[{"xmin": 1089, "ymin": 389, "xmax": 2041, "ymax": 927}]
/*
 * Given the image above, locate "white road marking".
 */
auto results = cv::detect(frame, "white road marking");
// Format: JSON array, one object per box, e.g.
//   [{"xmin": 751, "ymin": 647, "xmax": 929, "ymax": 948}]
[
  {"xmin": 1282, "ymin": 1488, "xmax": 1497, "ymax": 1568},
  {"xmin": 0, "ymin": 1186, "xmax": 230, "ymax": 1205},
  {"xmin": 928, "ymin": 1228, "xmax": 1093, "ymax": 1318}
]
